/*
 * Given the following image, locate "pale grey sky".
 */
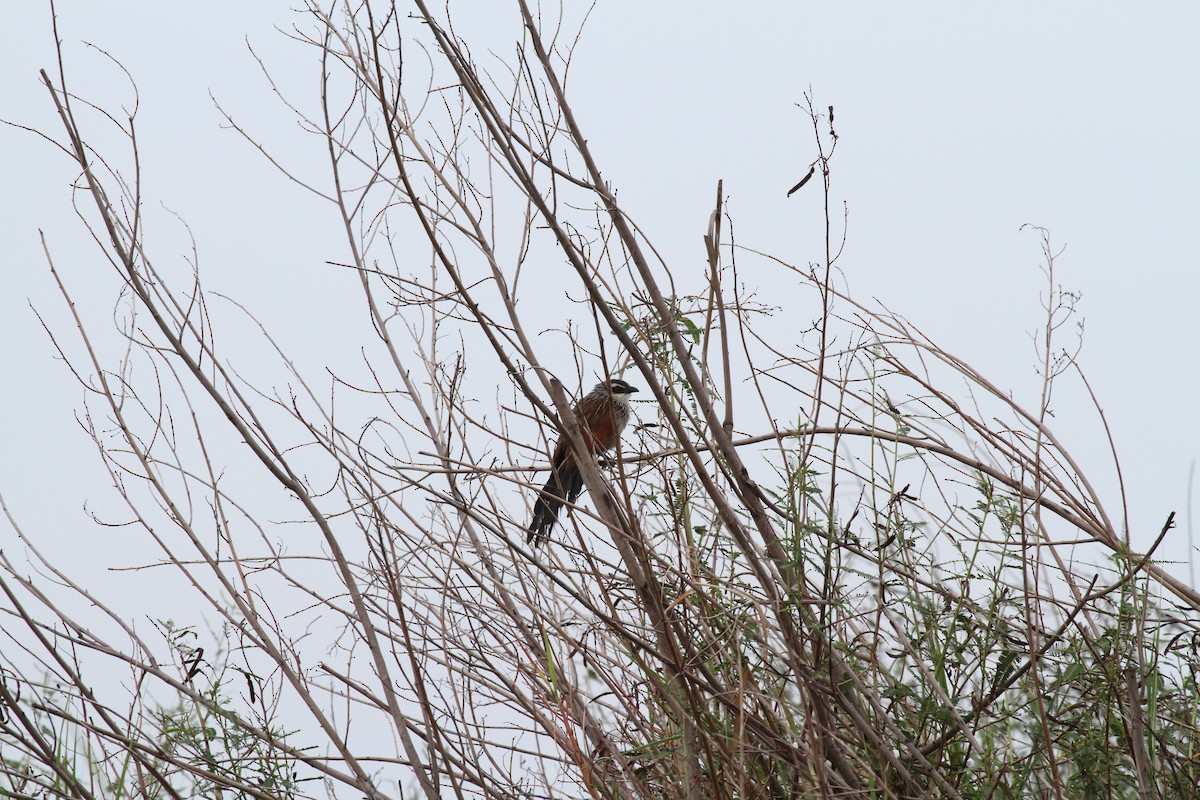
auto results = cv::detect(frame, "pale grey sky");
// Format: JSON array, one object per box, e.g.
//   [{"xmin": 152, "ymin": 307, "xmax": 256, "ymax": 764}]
[{"xmin": 4, "ymin": 2, "xmax": 1199, "ymax": 597}]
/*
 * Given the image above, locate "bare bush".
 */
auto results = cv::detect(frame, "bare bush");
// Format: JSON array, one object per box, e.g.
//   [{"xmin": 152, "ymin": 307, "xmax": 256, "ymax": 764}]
[{"xmin": 2, "ymin": 3, "xmax": 1197, "ymax": 799}]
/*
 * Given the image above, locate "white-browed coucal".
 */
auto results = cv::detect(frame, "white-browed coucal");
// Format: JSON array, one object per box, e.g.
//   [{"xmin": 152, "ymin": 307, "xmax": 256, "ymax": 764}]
[{"xmin": 528, "ymin": 378, "xmax": 639, "ymax": 544}]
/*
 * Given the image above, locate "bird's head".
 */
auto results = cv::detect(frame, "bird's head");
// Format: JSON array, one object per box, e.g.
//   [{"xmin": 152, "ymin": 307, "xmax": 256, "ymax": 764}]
[{"xmin": 600, "ymin": 377, "xmax": 639, "ymax": 403}]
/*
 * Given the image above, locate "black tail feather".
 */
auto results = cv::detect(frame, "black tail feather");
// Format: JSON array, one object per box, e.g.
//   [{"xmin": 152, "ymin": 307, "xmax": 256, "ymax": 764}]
[{"xmin": 528, "ymin": 466, "xmax": 584, "ymax": 545}]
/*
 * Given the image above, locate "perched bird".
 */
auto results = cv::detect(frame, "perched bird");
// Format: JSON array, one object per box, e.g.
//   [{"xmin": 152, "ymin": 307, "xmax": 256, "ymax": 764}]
[{"xmin": 528, "ymin": 378, "xmax": 639, "ymax": 544}]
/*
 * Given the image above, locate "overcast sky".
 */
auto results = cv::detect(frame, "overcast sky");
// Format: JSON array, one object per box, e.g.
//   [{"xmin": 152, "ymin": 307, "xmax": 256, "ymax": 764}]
[{"xmin": 4, "ymin": 2, "xmax": 1199, "ymax": 598}]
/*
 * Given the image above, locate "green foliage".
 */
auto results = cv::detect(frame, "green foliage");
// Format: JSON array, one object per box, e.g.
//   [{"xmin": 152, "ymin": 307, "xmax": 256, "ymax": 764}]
[{"xmin": 1, "ymin": 625, "xmax": 304, "ymax": 800}]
